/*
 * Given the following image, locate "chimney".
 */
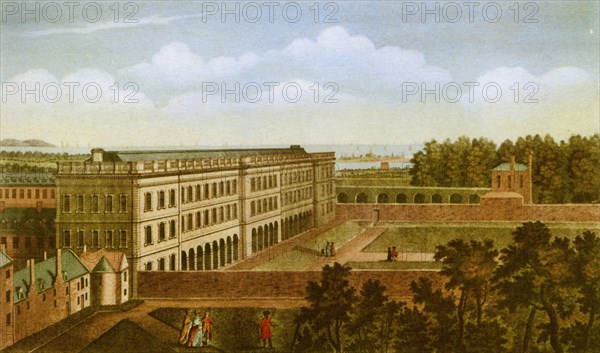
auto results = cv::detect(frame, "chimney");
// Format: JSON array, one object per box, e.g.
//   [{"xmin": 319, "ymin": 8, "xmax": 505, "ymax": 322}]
[
  {"xmin": 29, "ymin": 259, "xmax": 36, "ymax": 293},
  {"xmin": 528, "ymin": 153, "xmax": 533, "ymax": 171},
  {"xmin": 55, "ymin": 249, "xmax": 63, "ymax": 283},
  {"xmin": 510, "ymin": 156, "xmax": 515, "ymax": 170}
]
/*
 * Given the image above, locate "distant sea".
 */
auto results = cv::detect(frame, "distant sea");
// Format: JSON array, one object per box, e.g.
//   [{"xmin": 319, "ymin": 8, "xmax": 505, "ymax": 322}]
[{"xmin": 0, "ymin": 144, "xmax": 420, "ymax": 170}]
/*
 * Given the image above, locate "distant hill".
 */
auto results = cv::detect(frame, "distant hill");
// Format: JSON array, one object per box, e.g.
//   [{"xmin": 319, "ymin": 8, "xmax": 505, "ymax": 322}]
[{"xmin": 0, "ymin": 139, "xmax": 56, "ymax": 147}]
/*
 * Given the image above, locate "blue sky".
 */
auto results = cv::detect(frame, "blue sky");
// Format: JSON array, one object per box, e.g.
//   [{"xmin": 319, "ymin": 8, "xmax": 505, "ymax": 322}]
[{"xmin": 1, "ymin": 1, "xmax": 598, "ymax": 146}]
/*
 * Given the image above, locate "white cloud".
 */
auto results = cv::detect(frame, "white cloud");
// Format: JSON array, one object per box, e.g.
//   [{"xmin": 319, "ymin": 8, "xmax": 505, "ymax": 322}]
[{"xmin": 24, "ymin": 14, "xmax": 203, "ymax": 37}]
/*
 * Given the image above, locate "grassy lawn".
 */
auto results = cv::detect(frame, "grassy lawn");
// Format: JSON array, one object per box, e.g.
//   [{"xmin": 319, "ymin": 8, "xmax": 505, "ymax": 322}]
[
  {"xmin": 346, "ymin": 261, "xmax": 443, "ymax": 270},
  {"xmin": 254, "ymin": 222, "xmax": 364, "ymax": 271},
  {"xmin": 364, "ymin": 222, "xmax": 599, "ymax": 253},
  {"xmin": 149, "ymin": 307, "xmax": 298, "ymax": 352}
]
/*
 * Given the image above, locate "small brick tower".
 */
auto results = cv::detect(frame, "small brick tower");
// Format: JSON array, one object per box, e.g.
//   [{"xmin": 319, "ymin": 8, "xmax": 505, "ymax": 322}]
[{"xmin": 490, "ymin": 154, "xmax": 533, "ymax": 204}]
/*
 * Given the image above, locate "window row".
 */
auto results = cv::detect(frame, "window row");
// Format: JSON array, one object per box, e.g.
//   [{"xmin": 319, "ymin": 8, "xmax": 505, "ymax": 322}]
[
  {"xmin": 495, "ymin": 174, "xmax": 525, "ymax": 189},
  {"xmin": 62, "ymin": 194, "xmax": 127, "ymax": 214},
  {"xmin": 317, "ymin": 164, "xmax": 335, "ymax": 180},
  {"xmin": 145, "ymin": 254, "xmax": 177, "ymax": 271},
  {"xmin": 282, "ymin": 169, "xmax": 312, "ymax": 186},
  {"xmin": 144, "ymin": 180, "xmax": 238, "ymax": 211},
  {"xmin": 321, "ymin": 201, "xmax": 334, "ymax": 215},
  {"xmin": 0, "ymin": 235, "xmax": 53, "ymax": 249},
  {"xmin": 181, "ymin": 203, "xmax": 238, "ymax": 233},
  {"xmin": 250, "ymin": 174, "xmax": 278, "ymax": 192},
  {"xmin": 182, "ymin": 180, "xmax": 238, "ymax": 203},
  {"xmin": 250, "ymin": 196, "xmax": 278, "ymax": 216},
  {"xmin": 0, "ymin": 218, "xmax": 55, "ymax": 229},
  {"xmin": 320, "ymin": 182, "xmax": 334, "ymax": 196},
  {"xmin": 0, "ymin": 188, "xmax": 55, "ymax": 200},
  {"xmin": 283, "ymin": 187, "xmax": 312, "ymax": 206},
  {"xmin": 62, "ymin": 229, "xmax": 127, "ymax": 249},
  {"xmin": 144, "ymin": 220, "xmax": 177, "ymax": 245}
]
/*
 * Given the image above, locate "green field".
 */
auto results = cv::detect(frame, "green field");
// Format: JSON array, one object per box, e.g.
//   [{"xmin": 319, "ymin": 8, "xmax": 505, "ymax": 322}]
[
  {"xmin": 150, "ymin": 307, "xmax": 297, "ymax": 352},
  {"xmin": 364, "ymin": 222, "xmax": 600, "ymax": 253},
  {"xmin": 253, "ymin": 222, "xmax": 364, "ymax": 271}
]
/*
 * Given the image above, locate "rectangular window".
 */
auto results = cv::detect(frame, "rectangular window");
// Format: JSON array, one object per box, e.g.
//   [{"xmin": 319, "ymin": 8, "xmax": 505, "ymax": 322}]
[
  {"xmin": 144, "ymin": 193, "xmax": 152, "ymax": 211},
  {"xmin": 106, "ymin": 230, "xmax": 113, "ymax": 248},
  {"xmin": 187, "ymin": 214, "xmax": 193, "ymax": 230},
  {"xmin": 181, "ymin": 188, "xmax": 185, "ymax": 203},
  {"xmin": 43, "ymin": 189, "xmax": 48, "ymax": 199},
  {"xmin": 203, "ymin": 210, "xmax": 209, "ymax": 226},
  {"xmin": 196, "ymin": 185, "xmax": 201, "ymax": 201},
  {"xmin": 105, "ymin": 195, "xmax": 113, "ymax": 213},
  {"xmin": 119, "ymin": 230, "xmax": 127, "ymax": 248},
  {"xmin": 78, "ymin": 230, "xmax": 84, "ymax": 247},
  {"xmin": 6, "ymin": 290, "xmax": 10, "ymax": 303},
  {"xmin": 119, "ymin": 194, "xmax": 127, "ymax": 212},
  {"xmin": 169, "ymin": 189, "xmax": 176, "ymax": 207},
  {"xmin": 145, "ymin": 262, "xmax": 153, "ymax": 271},
  {"xmin": 35, "ymin": 189, "xmax": 40, "ymax": 199},
  {"xmin": 203, "ymin": 185, "xmax": 209, "ymax": 199},
  {"xmin": 232, "ymin": 204, "xmax": 238, "ymax": 219},
  {"xmin": 158, "ymin": 258, "xmax": 165, "ymax": 271},
  {"xmin": 12, "ymin": 189, "xmax": 16, "ymax": 198},
  {"xmin": 159, "ymin": 223, "xmax": 166, "ymax": 241},
  {"xmin": 187, "ymin": 186, "xmax": 193, "ymax": 202},
  {"xmin": 169, "ymin": 220, "xmax": 176, "ymax": 238},
  {"xmin": 91, "ymin": 195, "xmax": 99, "ymax": 213},
  {"xmin": 63, "ymin": 230, "xmax": 71, "ymax": 247},
  {"xmin": 145, "ymin": 226, "xmax": 152, "ymax": 245},
  {"xmin": 63, "ymin": 195, "xmax": 71, "ymax": 212},
  {"xmin": 196, "ymin": 212, "xmax": 201, "ymax": 228},
  {"xmin": 158, "ymin": 191, "xmax": 165, "ymax": 209},
  {"xmin": 496, "ymin": 175, "xmax": 501, "ymax": 188},
  {"xmin": 76, "ymin": 195, "xmax": 84, "ymax": 212},
  {"xmin": 92, "ymin": 230, "xmax": 99, "ymax": 248}
]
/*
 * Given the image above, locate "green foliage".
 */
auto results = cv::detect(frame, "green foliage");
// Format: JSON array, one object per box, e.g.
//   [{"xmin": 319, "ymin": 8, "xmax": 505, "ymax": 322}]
[
  {"xmin": 410, "ymin": 134, "xmax": 600, "ymax": 203},
  {"xmin": 292, "ymin": 224, "xmax": 599, "ymax": 353}
]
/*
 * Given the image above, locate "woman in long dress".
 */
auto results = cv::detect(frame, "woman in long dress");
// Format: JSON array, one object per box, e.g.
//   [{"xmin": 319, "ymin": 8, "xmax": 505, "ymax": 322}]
[
  {"xmin": 187, "ymin": 310, "xmax": 203, "ymax": 347},
  {"xmin": 178, "ymin": 309, "xmax": 193, "ymax": 344}
]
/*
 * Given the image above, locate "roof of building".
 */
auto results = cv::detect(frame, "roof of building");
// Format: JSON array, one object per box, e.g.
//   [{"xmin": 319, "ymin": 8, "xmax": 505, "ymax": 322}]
[
  {"xmin": 88, "ymin": 146, "xmax": 308, "ymax": 162},
  {"xmin": 13, "ymin": 250, "xmax": 89, "ymax": 302},
  {"xmin": 0, "ymin": 173, "xmax": 55, "ymax": 186},
  {"xmin": 79, "ymin": 250, "xmax": 128, "ymax": 273},
  {"xmin": 493, "ymin": 163, "xmax": 528, "ymax": 171},
  {"xmin": 0, "ymin": 251, "xmax": 12, "ymax": 268}
]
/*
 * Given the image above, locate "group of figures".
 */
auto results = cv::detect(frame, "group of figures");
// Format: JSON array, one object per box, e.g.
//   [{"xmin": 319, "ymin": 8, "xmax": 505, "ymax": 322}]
[
  {"xmin": 179, "ymin": 309, "xmax": 213, "ymax": 347},
  {"xmin": 386, "ymin": 246, "xmax": 399, "ymax": 262},
  {"xmin": 321, "ymin": 241, "xmax": 336, "ymax": 257}
]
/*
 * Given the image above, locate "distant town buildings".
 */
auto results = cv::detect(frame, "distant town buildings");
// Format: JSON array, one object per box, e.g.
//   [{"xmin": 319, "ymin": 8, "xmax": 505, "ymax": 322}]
[{"xmin": 0, "ymin": 173, "xmax": 57, "ymax": 269}]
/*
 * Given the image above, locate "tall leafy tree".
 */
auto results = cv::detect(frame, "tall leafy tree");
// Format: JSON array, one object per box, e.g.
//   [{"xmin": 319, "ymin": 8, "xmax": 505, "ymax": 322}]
[
  {"xmin": 295, "ymin": 263, "xmax": 357, "ymax": 353},
  {"xmin": 434, "ymin": 239, "xmax": 499, "ymax": 349},
  {"xmin": 494, "ymin": 222, "xmax": 576, "ymax": 353}
]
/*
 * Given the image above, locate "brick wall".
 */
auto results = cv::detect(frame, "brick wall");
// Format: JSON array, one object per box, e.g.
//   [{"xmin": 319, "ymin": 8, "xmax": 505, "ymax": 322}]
[
  {"xmin": 137, "ymin": 270, "xmax": 444, "ymax": 301},
  {"xmin": 336, "ymin": 201, "xmax": 600, "ymax": 223}
]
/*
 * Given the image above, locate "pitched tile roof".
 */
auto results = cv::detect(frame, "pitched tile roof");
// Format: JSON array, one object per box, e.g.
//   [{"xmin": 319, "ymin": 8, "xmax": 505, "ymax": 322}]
[
  {"xmin": 13, "ymin": 250, "xmax": 88, "ymax": 303},
  {"xmin": 493, "ymin": 163, "xmax": 528, "ymax": 171},
  {"xmin": 79, "ymin": 250, "xmax": 128, "ymax": 273}
]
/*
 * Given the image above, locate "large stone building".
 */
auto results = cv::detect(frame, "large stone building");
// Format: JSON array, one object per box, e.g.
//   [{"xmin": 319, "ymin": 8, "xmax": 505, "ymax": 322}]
[{"xmin": 55, "ymin": 146, "xmax": 336, "ymax": 296}]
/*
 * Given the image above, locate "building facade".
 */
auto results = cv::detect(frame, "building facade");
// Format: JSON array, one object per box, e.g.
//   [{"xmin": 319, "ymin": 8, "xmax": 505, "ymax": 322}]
[
  {"xmin": 55, "ymin": 146, "xmax": 336, "ymax": 296},
  {"xmin": 0, "ymin": 173, "xmax": 57, "ymax": 269}
]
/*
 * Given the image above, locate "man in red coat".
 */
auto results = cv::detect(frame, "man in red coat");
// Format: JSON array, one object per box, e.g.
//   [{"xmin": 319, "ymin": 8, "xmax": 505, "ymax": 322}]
[{"xmin": 259, "ymin": 311, "xmax": 273, "ymax": 348}]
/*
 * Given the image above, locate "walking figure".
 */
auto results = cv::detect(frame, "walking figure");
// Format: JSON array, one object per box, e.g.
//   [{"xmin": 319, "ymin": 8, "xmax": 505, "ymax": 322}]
[
  {"xmin": 330, "ymin": 242, "xmax": 336, "ymax": 257},
  {"xmin": 259, "ymin": 310, "xmax": 274, "ymax": 349},
  {"xmin": 325, "ymin": 242, "xmax": 331, "ymax": 257}
]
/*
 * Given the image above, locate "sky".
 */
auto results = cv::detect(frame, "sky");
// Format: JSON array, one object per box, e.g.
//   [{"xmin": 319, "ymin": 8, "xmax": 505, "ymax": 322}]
[{"xmin": 1, "ymin": 0, "xmax": 599, "ymax": 147}]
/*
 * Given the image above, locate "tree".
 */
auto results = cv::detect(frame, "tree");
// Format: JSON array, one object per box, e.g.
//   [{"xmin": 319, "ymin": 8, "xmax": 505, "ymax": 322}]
[
  {"xmin": 494, "ymin": 222, "xmax": 576, "ymax": 353},
  {"xmin": 565, "ymin": 231, "xmax": 600, "ymax": 352},
  {"xmin": 346, "ymin": 279, "xmax": 403, "ymax": 353},
  {"xmin": 410, "ymin": 277, "xmax": 457, "ymax": 352},
  {"xmin": 295, "ymin": 263, "xmax": 357, "ymax": 353},
  {"xmin": 434, "ymin": 239, "xmax": 499, "ymax": 350}
]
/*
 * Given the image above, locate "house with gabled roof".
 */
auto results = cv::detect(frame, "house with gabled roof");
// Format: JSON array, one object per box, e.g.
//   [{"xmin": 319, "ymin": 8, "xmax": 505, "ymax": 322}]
[
  {"xmin": 11, "ymin": 249, "xmax": 90, "ymax": 343},
  {"xmin": 79, "ymin": 250, "xmax": 129, "ymax": 306}
]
